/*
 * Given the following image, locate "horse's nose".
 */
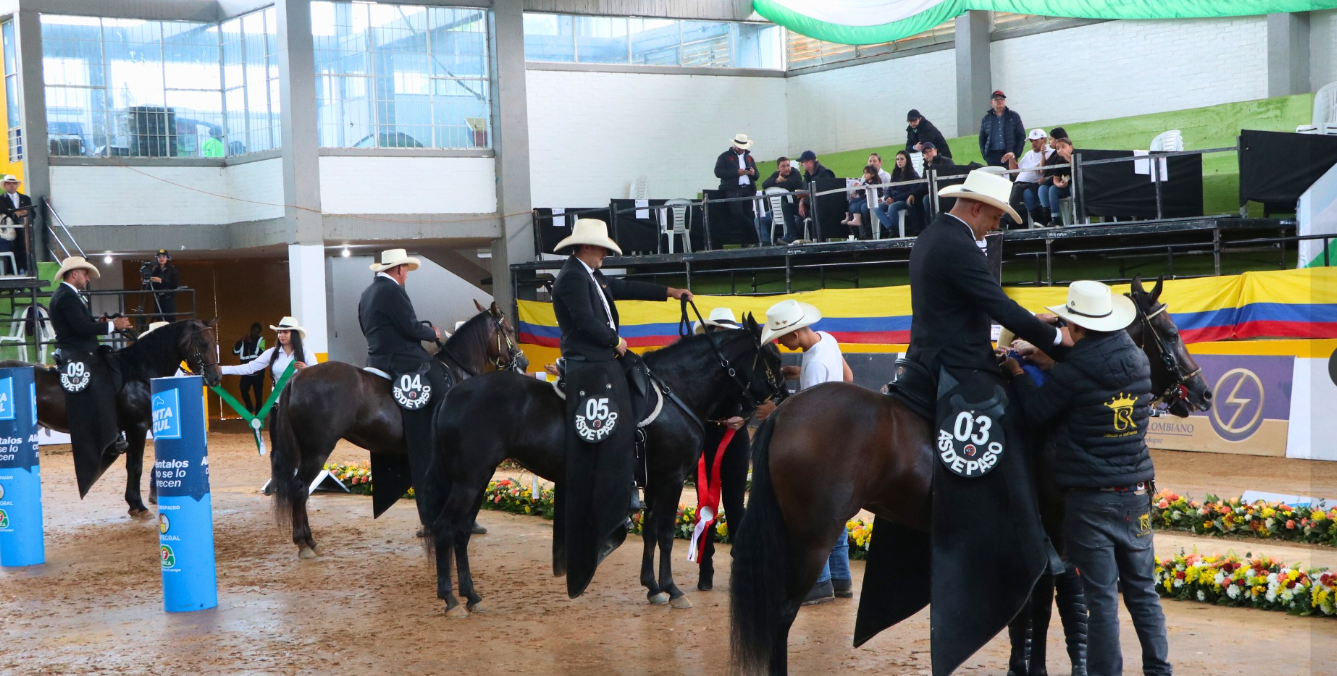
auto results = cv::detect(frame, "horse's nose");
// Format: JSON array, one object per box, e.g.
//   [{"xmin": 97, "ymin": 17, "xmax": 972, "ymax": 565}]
[{"xmin": 1203, "ymin": 389, "xmax": 1213, "ymax": 401}]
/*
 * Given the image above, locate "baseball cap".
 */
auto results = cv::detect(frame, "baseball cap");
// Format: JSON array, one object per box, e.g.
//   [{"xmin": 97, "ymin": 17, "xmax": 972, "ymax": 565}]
[
  {"xmin": 798, "ymin": 150, "xmax": 817, "ymax": 162},
  {"xmin": 1028, "ymin": 129, "xmax": 1046, "ymax": 140},
  {"xmin": 991, "ymin": 90, "xmax": 1006, "ymax": 100},
  {"xmin": 919, "ymin": 142, "xmax": 936, "ymax": 151},
  {"xmin": 156, "ymin": 248, "xmax": 170, "ymax": 257},
  {"xmin": 906, "ymin": 109, "xmax": 922, "ymax": 121}
]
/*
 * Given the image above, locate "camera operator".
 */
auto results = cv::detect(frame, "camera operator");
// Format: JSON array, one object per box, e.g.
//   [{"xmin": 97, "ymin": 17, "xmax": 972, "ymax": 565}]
[{"xmin": 147, "ymin": 248, "xmax": 179, "ymax": 322}]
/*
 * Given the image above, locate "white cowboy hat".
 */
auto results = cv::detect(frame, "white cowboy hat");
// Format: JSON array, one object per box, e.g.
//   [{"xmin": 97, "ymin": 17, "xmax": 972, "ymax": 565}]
[
  {"xmin": 139, "ymin": 321, "xmax": 169, "ymax": 338},
  {"xmin": 369, "ymin": 248, "xmax": 421, "ymax": 273},
  {"xmin": 694, "ymin": 307, "xmax": 740, "ymax": 334},
  {"xmin": 760, "ymin": 299, "xmax": 822, "ymax": 344},
  {"xmin": 553, "ymin": 218, "xmax": 623, "ymax": 256},
  {"xmin": 731, "ymin": 133, "xmax": 753, "ymax": 150},
  {"xmin": 1, "ymin": 175, "xmax": 20, "ymax": 183},
  {"xmin": 1047, "ymin": 280, "xmax": 1137, "ymax": 332},
  {"xmin": 55, "ymin": 255, "xmax": 100, "ymax": 281},
  {"xmin": 269, "ymin": 316, "xmax": 307, "ymax": 339},
  {"xmin": 938, "ymin": 168, "xmax": 1022, "ymax": 223}
]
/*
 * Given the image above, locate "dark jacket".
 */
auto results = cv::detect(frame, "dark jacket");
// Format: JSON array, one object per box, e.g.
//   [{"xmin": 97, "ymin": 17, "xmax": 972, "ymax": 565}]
[
  {"xmin": 1012, "ymin": 331, "xmax": 1155, "ymax": 489},
  {"xmin": 0, "ymin": 191, "xmax": 32, "ymax": 221},
  {"xmin": 151, "ymin": 263, "xmax": 179, "ymax": 293},
  {"xmin": 803, "ymin": 162, "xmax": 836, "ymax": 183},
  {"xmin": 978, "ymin": 107, "xmax": 1025, "ymax": 158},
  {"xmin": 358, "ymin": 275, "xmax": 438, "ymax": 373},
  {"xmin": 906, "ymin": 118, "xmax": 951, "ymax": 158},
  {"xmin": 714, "ymin": 148, "xmax": 758, "ymax": 192},
  {"xmin": 889, "ymin": 168, "xmax": 926, "ymax": 203},
  {"xmin": 50, "ymin": 282, "xmax": 110, "ymax": 353},
  {"xmin": 1043, "ymin": 150, "xmax": 1072, "ymax": 184},
  {"xmin": 553, "ymin": 256, "xmax": 667, "ymax": 362},
  {"xmin": 922, "ymin": 155, "xmax": 965, "ymax": 179},
  {"xmin": 762, "ymin": 169, "xmax": 803, "ymax": 192},
  {"xmin": 906, "ymin": 214, "xmax": 1062, "ymax": 374}
]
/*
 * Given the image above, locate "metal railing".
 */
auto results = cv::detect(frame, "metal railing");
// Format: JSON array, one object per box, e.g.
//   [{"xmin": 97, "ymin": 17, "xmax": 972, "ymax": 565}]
[
  {"xmin": 6, "ymin": 287, "xmax": 199, "ymax": 363},
  {"xmin": 43, "ymin": 197, "xmax": 85, "ymax": 263}
]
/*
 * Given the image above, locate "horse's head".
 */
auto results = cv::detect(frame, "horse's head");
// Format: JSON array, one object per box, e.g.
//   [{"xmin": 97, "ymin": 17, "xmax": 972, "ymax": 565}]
[
  {"xmin": 733, "ymin": 313, "xmax": 788, "ymax": 408},
  {"xmin": 1126, "ymin": 276, "xmax": 1211, "ymax": 417},
  {"xmin": 179, "ymin": 318, "xmax": 222, "ymax": 387},
  {"xmin": 476, "ymin": 299, "xmax": 529, "ymax": 373}
]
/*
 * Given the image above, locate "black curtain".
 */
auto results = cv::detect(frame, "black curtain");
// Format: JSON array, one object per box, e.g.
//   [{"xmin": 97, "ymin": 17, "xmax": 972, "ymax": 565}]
[
  {"xmin": 1077, "ymin": 149, "xmax": 1203, "ymax": 219},
  {"xmin": 609, "ymin": 199, "xmax": 704, "ymax": 254},
  {"xmin": 1238, "ymin": 130, "xmax": 1337, "ymax": 212},
  {"xmin": 702, "ymin": 189, "xmax": 758, "ymax": 247},
  {"xmin": 533, "ymin": 206, "xmax": 610, "ymax": 254}
]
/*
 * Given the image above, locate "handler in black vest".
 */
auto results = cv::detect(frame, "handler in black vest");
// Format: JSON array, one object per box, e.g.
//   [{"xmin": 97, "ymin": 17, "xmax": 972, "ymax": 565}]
[
  {"xmin": 551, "ymin": 219, "xmax": 692, "ymax": 598},
  {"xmin": 865, "ymin": 169, "xmax": 1074, "ymax": 675},
  {"xmin": 50, "ymin": 256, "xmax": 132, "ymax": 497},
  {"xmin": 358, "ymin": 248, "xmax": 446, "ymax": 519}
]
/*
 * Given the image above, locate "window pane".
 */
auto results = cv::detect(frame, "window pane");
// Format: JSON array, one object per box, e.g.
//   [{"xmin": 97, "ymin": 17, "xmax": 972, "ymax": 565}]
[
  {"xmin": 679, "ymin": 21, "xmax": 730, "ymax": 67},
  {"xmin": 575, "ymin": 16, "xmax": 628, "ymax": 64},
  {"xmin": 3, "ymin": 22, "xmax": 16, "ymax": 77},
  {"xmin": 523, "ymin": 13, "xmax": 574, "ymax": 63},
  {"xmin": 629, "ymin": 19, "xmax": 679, "ymax": 66},
  {"xmin": 733, "ymin": 23, "xmax": 783, "ymax": 69}
]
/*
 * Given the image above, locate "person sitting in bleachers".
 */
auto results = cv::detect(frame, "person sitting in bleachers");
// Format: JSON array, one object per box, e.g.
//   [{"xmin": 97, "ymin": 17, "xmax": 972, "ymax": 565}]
[
  {"xmin": 1006, "ymin": 129, "xmax": 1054, "ymax": 228},
  {"xmin": 842, "ymin": 165, "xmax": 882, "ymax": 240},
  {"xmin": 760, "ymin": 156, "xmax": 804, "ymax": 244},
  {"xmin": 1040, "ymin": 137, "xmax": 1075, "ymax": 224},
  {"xmin": 796, "ymin": 150, "xmax": 836, "ymax": 227},
  {"xmin": 875, "ymin": 150, "xmax": 927, "ymax": 237}
]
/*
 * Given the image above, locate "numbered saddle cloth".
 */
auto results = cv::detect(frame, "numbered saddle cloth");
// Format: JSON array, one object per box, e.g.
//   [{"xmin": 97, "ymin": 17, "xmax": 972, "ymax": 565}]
[
  {"xmin": 58, "ymin": 349, "xmax": 122, "ymax": 498},
  {"xmin": 372, "ymin": 360, "xmax": 454, "ymax": 519}
]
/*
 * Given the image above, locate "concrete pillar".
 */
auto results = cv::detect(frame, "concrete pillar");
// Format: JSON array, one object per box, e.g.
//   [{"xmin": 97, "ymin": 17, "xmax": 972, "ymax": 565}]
[
  {"xmin": 275, "ymin": 0, "xmax": 323, "ymax": 245},
  {"xmin": 488, "ymin": 0, "xmax": 535, "ymax": 318},
  {"xmin": 14, "ymin": 10, "xmax": 48, "ymax": 260},
  {"xmin": 1267, "ymin": 12, "xmax": 1311, "ymax": 97},
  {"xmin": 288, "ymin": 243, "xmax": 329, "ymax": 360},
  {"xmin": 954, "ymin": 10, "xmax": 992, "ymax": 141}
]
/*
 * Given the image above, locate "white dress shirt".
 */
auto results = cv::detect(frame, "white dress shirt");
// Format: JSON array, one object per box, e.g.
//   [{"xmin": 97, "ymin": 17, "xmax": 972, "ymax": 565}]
[
  {"xmin": 737, "ymin": 151, "xmax": 749, "ymax": 186},
  {"xmin": 221, "ymin": 345, "xmax": 317, "ymax": 381},
  {"xmin": 63, "ymin": 281, "xmax": 113, "ymax": 334}
]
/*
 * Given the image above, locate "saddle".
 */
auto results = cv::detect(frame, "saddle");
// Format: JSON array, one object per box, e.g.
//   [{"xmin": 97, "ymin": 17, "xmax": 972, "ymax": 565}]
[
  {"xmin": 552, "ymin": 354, "xmax": 661, "ymax": 428},
  {"xmin": 882, "ymin": 357, "xmax": 935, "ymax": 421}
]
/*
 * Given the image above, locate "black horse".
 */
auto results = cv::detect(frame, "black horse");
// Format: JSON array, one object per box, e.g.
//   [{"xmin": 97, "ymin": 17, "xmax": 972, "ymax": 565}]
[
  {"xmin": 421, "ymin": 315, "xmax": 785, "ymax": 617},
  {"xmin": 0, "ymin": 319, "xmax": 222, "ymax": 517}
]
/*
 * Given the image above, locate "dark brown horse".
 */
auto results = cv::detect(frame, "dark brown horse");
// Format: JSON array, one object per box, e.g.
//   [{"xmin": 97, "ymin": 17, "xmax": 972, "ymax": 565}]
[
  {"xmin": 268, "ymin": 301, "xmax": 526, "ymax": 559},
  {"xmin": 729, "ymin": 277, "xmax": 1213, "ymax": 675},
  {"xmin": 0, "ymin": 319, "xmax": 222, "ymax": 517},
  {"xmin": 421, "ymin": 316, "xmax": 786, "ymax": 617}
]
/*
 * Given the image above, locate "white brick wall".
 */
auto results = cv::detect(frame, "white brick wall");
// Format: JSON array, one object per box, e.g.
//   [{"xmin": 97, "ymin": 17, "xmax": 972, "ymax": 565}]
[
  {"xmin": 51, "ymin": 165, "xmax": 231, "ymax": 226},
  {"xmin": 225, "ymin": 158, "xmax": 284, "ymax": 223},
  {"xmin": 990, "ymin": 18, "xmax": 1269, "ymax": 132},
  {"xmin": 1313, "ymin": 10, "xmax": 1337, "ymax": 93},
  {"xmin": 785, "ymin": 48, "xmax": 957, "ymax": 154},
  {"xmin": 318, "ymin": 156, "xmax": 498, "ymax": 214},
  {"xmin": 525, "ymin": 69, "xmax": 788, "ymax": 206}
]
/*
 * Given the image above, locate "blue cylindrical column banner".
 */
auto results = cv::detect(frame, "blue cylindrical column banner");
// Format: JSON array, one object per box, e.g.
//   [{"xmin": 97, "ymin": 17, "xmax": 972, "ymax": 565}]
[
  {"xmin": 0, "ymin": 366, "xmax": 43, "ymax": 567},
  {"xmin": 151, "ymin": 375, "xmax": 217, "ymax": 612}
]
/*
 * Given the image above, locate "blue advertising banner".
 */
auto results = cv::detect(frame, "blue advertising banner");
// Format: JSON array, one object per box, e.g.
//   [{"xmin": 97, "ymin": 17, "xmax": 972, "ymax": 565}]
[
  {"xmin": 0, "ymin": 367, "xmax": 44, "ymax": 567},
  {"xmin": 1145, "ymin": 354, "xmax": 1294, "ymax": 456},
  {"xmin": 151, "ymin": 376, "xmax": 217, "ymax": 612}
]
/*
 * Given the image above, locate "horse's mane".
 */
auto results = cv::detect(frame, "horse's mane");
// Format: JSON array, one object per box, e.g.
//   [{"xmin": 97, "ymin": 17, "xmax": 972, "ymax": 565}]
[
  {"xmin": 438, "ymin": 310, "xmax": 495, "ymax": 371},
  {"xmin": 119, "ymin": 320, "xmax": 201, "ymax": 380},
  {"xmin": 642, "ymin": 330, "xmax": 755, "ymax": 371}
]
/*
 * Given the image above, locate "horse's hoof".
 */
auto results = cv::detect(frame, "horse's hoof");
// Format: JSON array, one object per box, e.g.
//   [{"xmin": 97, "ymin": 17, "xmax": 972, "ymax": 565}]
[
  {"xmin": 670, "ymin": 595, "xmax": 693, "ymax": 610},
  {"xmin": 467, "ymin": 602, "xmax": 487, "ymax": 613},
  {"xmin": 697, "ymin": 580, "xmax": 713, "ymax": 592},
  {"xmin": 129, "ymin": 508, "xmax": 152, "ymax": 520},
  {"xmin": 148, "ymin": 495, "xmax": 157, "ymax": 505},
  {"xmin": 298, "ymin": 546, "xmax": 318, "ymax": 560},
  {"xmin": 471, "ymin": 521, "xmax": 488, "ymax": 535},
  {"xmin": 445, "ymin": 606, "xmax": 469, "ymax": 620},
  {"xmin": 648, "ymin": 592, "xmax": 670, "ymax": 605}
]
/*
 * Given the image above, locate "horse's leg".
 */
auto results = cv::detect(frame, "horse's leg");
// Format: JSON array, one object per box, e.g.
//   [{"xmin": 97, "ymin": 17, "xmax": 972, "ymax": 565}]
[
  {"xmin": 292, "ymin": 443, "xmax": 330, "ymax": 559},
  {"xmin": 640, "ymin": 498, "xmax": 665, "ymax": 604},
  {"xmin": 430, "ymin": 516, "xmax": 466, "ymax": 619},
  {"xmin": 123, "ymin": 429, "xmax": 151, "ymax": 518},
  {"xmin": 454, "ymin": 492, "xmax": 487, "ymax": 612},
  {"xmin": 648, "ymin": 480, "xmax": 690, "ymax": 609},
  {"xmin": 1008, "ymin": 592, "xmax": 1035, "ymax": 676}
]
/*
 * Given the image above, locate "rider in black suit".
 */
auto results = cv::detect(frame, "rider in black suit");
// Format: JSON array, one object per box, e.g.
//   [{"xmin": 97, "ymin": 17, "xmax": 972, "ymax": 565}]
[
  {"xmin": 357, "ymin": 249, "xmax": 445, "ymax": 518},
  {"xmin": 551, "ymin": 218, "xmax": 691, "ymax": 598}
]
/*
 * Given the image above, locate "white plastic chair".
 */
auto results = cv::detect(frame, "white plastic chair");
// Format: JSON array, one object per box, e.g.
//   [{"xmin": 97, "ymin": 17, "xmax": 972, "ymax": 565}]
[
  {"xmin": 23, "ymin": 305, "xmax": 53, "ymax": 363},
  {"xmin": 910, "ymin": 151, "xmax": 925, "ymax": 177},
  {"xmin": 763, "ymin": 187, "xmax": 797, "ymax": 244},
  {"xmin": 629, "ymin": 175, "xmax": 649, "ymax": 200},
  {"xmin": 1149, "ymin": 130, "xmax": 1184, "ymax": 152},
  {"xmin": 1313, "ymin": 81, "xmax": 1337, "ymax": 135},
  {"xmin": 1297, "ymin": 125, "xmax": 1321, "ymax": 134},
  {"xmin": 660, "ymin": 198, "xmax": 692, "ymax": 254},
  {"xmin": 0, "ymin": 307, "xmax": 26, "ymax": 361}
]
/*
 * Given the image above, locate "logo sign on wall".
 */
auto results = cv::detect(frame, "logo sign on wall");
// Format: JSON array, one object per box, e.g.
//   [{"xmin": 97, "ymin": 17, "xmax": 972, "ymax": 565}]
[{"xmin": 1145, "ymin": 355, "xmax": 1293, "ymax": 456}]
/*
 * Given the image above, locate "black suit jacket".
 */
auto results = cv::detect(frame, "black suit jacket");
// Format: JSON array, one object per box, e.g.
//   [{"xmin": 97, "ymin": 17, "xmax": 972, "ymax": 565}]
[
  {"xmin": 906, "ymin": 118, "xmax": 952, "ymax": 158},
  {"xmin": 552, "ymin": 256, "xmax": 667, "ymax": 362},
  {"xmin": 0, "ymin": 191, "xmax": 32, "ymax": 221},
  {"xmin": 50, "ymin": 282, "xmax": 110, "ymax": 353},
  {"xmin": 906, "ymin": 214, "xmax": 1061, "ymax": 374},
  {"xmin": 714, "ymin": 148, "xmax": 758, "ymax": 192},
  {"xmin": 358, "ymin": 275, "xmax": 438, "ymax": 372}
]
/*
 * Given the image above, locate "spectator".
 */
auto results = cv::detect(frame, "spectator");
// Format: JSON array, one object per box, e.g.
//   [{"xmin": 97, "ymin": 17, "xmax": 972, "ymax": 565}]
[
  {"xmin": 796, "ymin": 149, "xmax": 835, "ymax": 225},
  {"xmin": 875, "ymin": 150, "xmax": 926, "ymax": 237},
  {"xmin": 842, "ymin": 164, "xmax": 881, "ymax": 240},
  {"xmin": 979, "ymin": 90, "xmax": 1025, "ymax": 168},
  {"xmin": 1006, "ymin": 129, "xmax": 1054, "ymax": 228},
  {"xmin": 1049, "ymin": 126, "xmax": 1069, "ymax": 143},
  {"xmin": 1040, "ymin": 137, "xmax": 1075, "ymax": 224},
  {"xmin": 867, "ymin": 153, "xmax": 892, "ymax": 184},
  {"xmin": 0, "ymin": 175, "xmax": 31, "ymax": 274},
  {"xmin": 714, "ymin": 134, "xmax": 759, "ymax": 244},
  {"xmin": 233, "ymin": 322, "xmax": 266, "ymax": 415},
  {"xmin": 760, "ymin": 156, "xmax": 803, "ymax": 245},
  {"xmin": 919, "ymin": 142, "xmax": 963, "ymax": 220},
  {"xmin": 906, "ymin": 109, "xmax": 951, "ymax": 158},
  {"xmin": 148, "ymin": 248, "xmax": 180, "ymax": 322}
]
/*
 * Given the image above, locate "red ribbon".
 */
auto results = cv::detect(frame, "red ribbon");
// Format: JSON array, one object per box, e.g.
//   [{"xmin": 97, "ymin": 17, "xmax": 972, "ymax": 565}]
[{"xmin": 693, "ymin": 427, "xmax": 734, "ymax": 563}]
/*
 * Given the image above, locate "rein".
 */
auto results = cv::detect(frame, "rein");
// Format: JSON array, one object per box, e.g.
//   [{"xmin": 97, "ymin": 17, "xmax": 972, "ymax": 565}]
[
  {"xmin": 433, "ymin": 311, "xmax": 525, "ymax": 377},
  {"xmin": 1132, "ymin": 296, "xmax": 1201, "ymax": 408},
  {"xmin": 676, "ymin": 297, "xmax": 787, "ymax": 411}
]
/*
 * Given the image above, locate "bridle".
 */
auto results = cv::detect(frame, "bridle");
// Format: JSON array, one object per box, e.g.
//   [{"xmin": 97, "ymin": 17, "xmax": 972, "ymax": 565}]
[
  {"xmin": 677, "ymin": 298, "xmax": 789, "ymax": 413},
  {"xmin": 180, "ymin": 323, "xmax": 220, "ymax": 378},
  {"xmin": 434, "ymin": 311, "xmax": 525, "ymax": 377},
  {"xmin": 1131, "ymin": 294, "xmax": 1200, "ymax": 408}
]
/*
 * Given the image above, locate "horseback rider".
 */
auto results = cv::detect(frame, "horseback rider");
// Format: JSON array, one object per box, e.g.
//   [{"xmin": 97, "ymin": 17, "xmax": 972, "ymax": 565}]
[
  {"xmin": 49, "ymin": 255, "xmax": 132, "ymax": 497},
  {"xmin": 551, "ymin": 218, "xmax": 691, "ymax": 598},
  {"xmin": 358, "ymin": 249, "xmax": 446, "ymax": 518},
  {"xmin": 886, "ymin": 168, "xmax": 1074, "ymax": 673}
]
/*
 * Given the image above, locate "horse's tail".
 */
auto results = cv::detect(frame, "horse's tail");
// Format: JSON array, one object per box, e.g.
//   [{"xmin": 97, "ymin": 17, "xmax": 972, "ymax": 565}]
[
  {"xmin": 730, "ymin": 412, "xmax": 792, "ymax": 675},
  {"xmin": 269, "ymin": 382, "xmax": 301, "ymax": 528}
]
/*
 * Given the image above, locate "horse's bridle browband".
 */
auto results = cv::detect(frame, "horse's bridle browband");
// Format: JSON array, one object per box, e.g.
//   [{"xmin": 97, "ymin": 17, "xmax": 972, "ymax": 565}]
[{"xmin": 1133, "ymin": 297, "xmax": 1201, "ymax": 407}]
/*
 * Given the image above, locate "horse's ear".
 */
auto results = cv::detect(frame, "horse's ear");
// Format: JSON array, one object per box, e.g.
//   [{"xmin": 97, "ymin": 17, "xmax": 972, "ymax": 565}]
[
  {"xmin": 1151, "ymin": 276, "xmax": 1164, "ymax": 302},
  {"xmin": 489, "ymin": 300, "xmax": 500, "ymax": 316},
  {"xmin": 474, "ymin": 299, "xmax": 486, "ymax": 313},
  {"xmin": 208, "ymin": 317, "xmax": 219, "ymax": 328},
  {"xmin": 1131, "ymin": 275, "xmax": 1145, "ymax": 296}
]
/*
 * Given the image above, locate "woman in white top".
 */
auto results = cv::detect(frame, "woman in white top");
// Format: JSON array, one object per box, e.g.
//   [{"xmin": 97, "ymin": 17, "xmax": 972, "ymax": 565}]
[{"xmin": 221, "ymin": 316, "xmax": 317, "ymax": 381}]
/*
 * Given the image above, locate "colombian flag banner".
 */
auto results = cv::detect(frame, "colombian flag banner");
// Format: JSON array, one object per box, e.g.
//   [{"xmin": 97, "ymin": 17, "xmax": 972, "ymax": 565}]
[{"xmin": 517, "ymin": 268, "xmax": 1337, "ymax": 363}]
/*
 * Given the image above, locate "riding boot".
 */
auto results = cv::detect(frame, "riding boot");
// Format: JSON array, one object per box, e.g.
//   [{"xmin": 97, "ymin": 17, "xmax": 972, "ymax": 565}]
[
  {"xmin": 114, "ymin": 432, "xmax": 129, "ymax": 453},
  {"xmin": 1007, "ymin": 615, "xmax": 1032, "ymax": 676},
  {"xmin": 1054, "ymin": 562, "xmax": 1089, "ymax": 676}
]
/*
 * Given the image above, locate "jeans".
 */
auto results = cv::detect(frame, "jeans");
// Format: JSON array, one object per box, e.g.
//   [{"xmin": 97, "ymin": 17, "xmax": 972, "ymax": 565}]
[
  {"xmin": 759, "ymin": 211, "xmax": 798, "ymax": 244},
  {"xmin": 816, "ymin": 526, "xmax": 851, "ymax": 584},
  {"xmin": 1064, "ymin": 490, "xmax": 1172, "ymax": 676},
  {"xmin": 1040, "ymin": 184, "xmax": 1071, "ymax": 214},
  {"xmin": 875, "ymin": 200, "xmax": 912, "ymax": 236}
]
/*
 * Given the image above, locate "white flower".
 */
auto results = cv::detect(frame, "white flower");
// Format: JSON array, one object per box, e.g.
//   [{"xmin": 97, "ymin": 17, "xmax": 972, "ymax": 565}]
[
  {"xmin": 1226, "ymin": 584, "xmax": 1241, "ymax": 599},
  {"xmin": 1173, "ymin": 578, "xmax": 1184, "ymax": 588},
  {"xmin": 1197, "ymin": 590, "xmax": 1206, "ymax": 602},
  {"xmin": 1213, "ymin": 571, "xmax": 1226, "ymax": 586}
]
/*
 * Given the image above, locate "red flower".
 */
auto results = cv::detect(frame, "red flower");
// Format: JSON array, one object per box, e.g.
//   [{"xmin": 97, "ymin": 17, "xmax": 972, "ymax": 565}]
[{"xmin": 1286, "ymin": 519, "xmax": 1296, "ymax": 529}]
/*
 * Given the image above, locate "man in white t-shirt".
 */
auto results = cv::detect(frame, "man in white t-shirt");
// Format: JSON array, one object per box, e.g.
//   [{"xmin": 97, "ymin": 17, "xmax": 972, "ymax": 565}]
[
  {"xmin": 1005, "ymin": 129, "xmax": 1054, "ymax": 228},
  {"xmin": 754, "ymin": 299, "xmax": 853, "ymax": 605}
]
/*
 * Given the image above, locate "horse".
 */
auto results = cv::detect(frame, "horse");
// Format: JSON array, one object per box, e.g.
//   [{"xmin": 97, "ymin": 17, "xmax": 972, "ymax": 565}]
[
  {"xmin": 0, "ymin": 319, "xmax": 223, "ymax": 517},
  {"xmin": 728, "ymin": 276, "xmax": 1213, "ymax": 675},
  {"xmin": 420, "ymin": 314, "xmax": 786, "ymax": 617},
  {"xmin": 269, "ymin": 301, "xmax": 527, "ymax": 559}
]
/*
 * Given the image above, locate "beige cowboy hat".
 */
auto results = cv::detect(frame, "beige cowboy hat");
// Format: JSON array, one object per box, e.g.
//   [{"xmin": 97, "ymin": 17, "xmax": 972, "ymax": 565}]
[
  {"xmin": 694, "ymin": 307, "xmax": 741, "ymax": 334},
  {"xmin": 269, "ymin": 316, "xmax": 307, "ymax": 339},
  {"xmin": 760, "ymin": 299, "xmax": 822, "ymax": 344},
  {"xmin": 1, "ymin": 175, "xmax": 19, "ymax": 184},
  {"xmin": 731, "ymin": 133, "xmax": 753, "ymax": 150},
  {"xmin": 55, "ymin": 255, "xmax": 100, "ymax": 281},
  {"xmin": 369, "ymin": 248, "xmax": 421, "ymax": 273},
  {"xmin": 138, "ymin": 321, "xmax": 170, "ymax": 338},
  {"xmin": 1047, "ymin": 280, "xmax": 1137, "ymax": 332},
  {"xmin": 938, "ymin": 168, "xmax": 1022, "ymax": 223},
  {"xmin": 553, "ymin": 218, "xmax": 623, "ymax": 256}
]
